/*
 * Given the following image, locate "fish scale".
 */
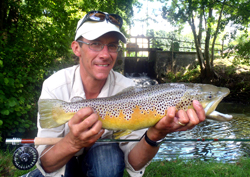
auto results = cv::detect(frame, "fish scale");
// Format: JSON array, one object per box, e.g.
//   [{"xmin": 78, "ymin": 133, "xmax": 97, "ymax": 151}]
[{"xmin": 39, "ymin": 83, "xmax": 233, "ymax": 138}]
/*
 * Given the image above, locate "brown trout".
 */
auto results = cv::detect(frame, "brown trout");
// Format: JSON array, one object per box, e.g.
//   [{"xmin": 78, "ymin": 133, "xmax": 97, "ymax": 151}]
[{"xmin": 39, "ymin": 83, "xmax": 233, "ymax": 138}]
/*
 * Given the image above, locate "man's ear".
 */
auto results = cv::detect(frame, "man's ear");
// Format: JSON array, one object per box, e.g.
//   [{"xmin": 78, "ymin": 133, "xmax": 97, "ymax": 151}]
[{"xmin": 71, "ymin": 41, "xmax": 81, "ymax": 57}]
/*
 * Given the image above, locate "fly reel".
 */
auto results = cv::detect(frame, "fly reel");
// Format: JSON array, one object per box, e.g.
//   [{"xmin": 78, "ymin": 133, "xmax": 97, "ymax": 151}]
[{"xmin": 13, "ymin": 145, "xmax": 38, "ymax": 170}]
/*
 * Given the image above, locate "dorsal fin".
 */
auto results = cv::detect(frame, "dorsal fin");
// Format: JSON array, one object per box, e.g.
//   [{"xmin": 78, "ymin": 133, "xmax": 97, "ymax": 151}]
[
  {"xmin": 71, "ymin": 96, "xmax": 84, "ymax": 102},
  {"xmin": 113, "ymin": 86, "xmax": 144, "ymax": 97}
]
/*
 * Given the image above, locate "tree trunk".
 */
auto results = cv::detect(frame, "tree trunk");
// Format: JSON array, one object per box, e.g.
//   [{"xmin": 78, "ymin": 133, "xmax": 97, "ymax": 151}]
[
  {"xmin": 202, "ymin": 7, "xmax": 214, "ymax": 83},
  {"xmin": 189, "ymin": 17, "xmax": 205, "ymax": 70},
  {"xmin": 211, "ymin": 0, "xmax": 226, "ymax": 66}
]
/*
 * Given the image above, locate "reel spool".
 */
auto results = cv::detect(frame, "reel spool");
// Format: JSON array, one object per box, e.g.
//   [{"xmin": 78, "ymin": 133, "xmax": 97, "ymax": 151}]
[{"xmin": 13, "ymin": 145, "xmax": 38, "ymax": 170}]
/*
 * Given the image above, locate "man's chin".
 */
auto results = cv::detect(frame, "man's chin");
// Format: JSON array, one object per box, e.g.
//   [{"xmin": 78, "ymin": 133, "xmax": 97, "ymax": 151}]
[{"xmin": 94, "ymin": 73, "xmax": 110, "ymax": 81}]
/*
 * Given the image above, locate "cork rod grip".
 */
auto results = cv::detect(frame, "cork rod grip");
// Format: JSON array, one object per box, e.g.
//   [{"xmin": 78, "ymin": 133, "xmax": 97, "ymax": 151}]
[{"xmin": 34, "ymin": 137, "xmax": 63, "ymax": 145}]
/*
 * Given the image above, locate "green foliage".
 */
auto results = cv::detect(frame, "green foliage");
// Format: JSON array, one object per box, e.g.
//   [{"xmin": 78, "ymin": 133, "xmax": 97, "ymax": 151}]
[
  {"xmin": 158, "ymin": 0, "xmax": 250, "ymax": 82},
  {"xmin": 0, "ymin": 0, "xmax": 75, "ymax": 143},
  {"xmin": 0, "ymin": 0, "xmax": 136, "ymax": 144},
  {"xmin": 165, "ymin": 67, "xmax": 200, "ymax": 83},
  {"xmin": 0, "ymin": 148, "xmax": 16, "ymax": 176},
  {"xmin": 225, "ymin": 32, "xmax": 250, "ymax": 65},
  {"xmin": 235, "ymin": 34, "xmax": 250, "ymax": 60},
  {"xmin": 146, "ymin": 29, "xmax": 196, "ymax": 52}
]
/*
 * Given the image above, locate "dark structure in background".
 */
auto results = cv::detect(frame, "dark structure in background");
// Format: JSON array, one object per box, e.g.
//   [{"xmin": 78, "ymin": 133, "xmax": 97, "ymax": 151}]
[{"xmin": 115, "ymin": 36, "xmax": 223, "ymax": 82}]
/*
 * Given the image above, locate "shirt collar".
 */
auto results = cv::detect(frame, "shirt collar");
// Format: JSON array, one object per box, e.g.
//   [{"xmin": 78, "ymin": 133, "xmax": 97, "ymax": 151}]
[{"xmin": 70, "ymin": 66, "xmax": 114, "ymax": 101}]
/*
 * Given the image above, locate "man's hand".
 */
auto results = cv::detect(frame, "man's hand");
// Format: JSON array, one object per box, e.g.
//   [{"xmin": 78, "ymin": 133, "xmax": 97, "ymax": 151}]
[
  {"xmin": 40, "ymin": 107, "xmax": 104, "ymax": 173},
  {"xmin": 66, "ymin": 107, "xmax": 104, "ymax": 152},
  {"xmin": 147, "ymin": 100, "xmax": 206, "ymax": 141}
]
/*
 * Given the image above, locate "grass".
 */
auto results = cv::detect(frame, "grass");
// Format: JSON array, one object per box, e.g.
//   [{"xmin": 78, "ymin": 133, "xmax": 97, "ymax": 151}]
[
  {"xmin": 124, "ymin": 158, "xmax": 250, "ymax": 177},
  {"xmin": 1, "ymin": 147, "xmax": 250, "ymax": 177}
]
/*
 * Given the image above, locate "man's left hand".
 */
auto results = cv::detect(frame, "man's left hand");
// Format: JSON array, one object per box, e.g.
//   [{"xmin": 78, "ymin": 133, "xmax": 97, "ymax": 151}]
[{"xmin": 147, "ymin": 100, "xmax": 206, "ymax": 141}]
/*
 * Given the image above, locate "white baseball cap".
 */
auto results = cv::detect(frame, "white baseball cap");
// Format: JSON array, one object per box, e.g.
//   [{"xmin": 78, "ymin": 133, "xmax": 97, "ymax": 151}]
[{"xmin": 74, "ymin": 13, "xmax": 127, "ymax": 43}]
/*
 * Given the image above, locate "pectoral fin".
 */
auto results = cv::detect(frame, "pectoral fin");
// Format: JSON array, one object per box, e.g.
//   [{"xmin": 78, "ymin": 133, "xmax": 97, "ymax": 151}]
[{"xmin": 113, "ymin": 130, "xmax": 133, "ymax": 139}]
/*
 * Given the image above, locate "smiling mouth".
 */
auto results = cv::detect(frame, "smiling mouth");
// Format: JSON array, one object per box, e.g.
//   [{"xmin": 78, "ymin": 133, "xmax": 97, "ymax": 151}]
[{"xmin": 96, "ymin": 64, "xmax": 109, "ymax": 67}]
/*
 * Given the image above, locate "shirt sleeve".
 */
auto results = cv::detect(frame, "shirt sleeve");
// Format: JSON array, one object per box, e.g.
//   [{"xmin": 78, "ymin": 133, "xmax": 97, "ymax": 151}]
[
  {"xmin": 35, "ymin": 77, "xmax": 68, "ymax": 176},
  {"xmin": 119, "ymin": 128, "xmax": 151, "ymax": 177}
]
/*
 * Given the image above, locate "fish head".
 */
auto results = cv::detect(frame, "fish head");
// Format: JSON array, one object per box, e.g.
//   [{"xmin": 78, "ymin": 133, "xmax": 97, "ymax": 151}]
[{"xmin": 197, "ymin": 84, "xmax": 230, "ymax": 116}]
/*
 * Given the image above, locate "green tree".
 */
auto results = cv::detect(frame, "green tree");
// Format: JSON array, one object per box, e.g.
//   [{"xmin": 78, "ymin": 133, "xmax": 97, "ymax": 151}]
[
  {"xmin": 146, "ymin": 29, "xmax": 195, "ymax": 51},
  {"xmin": 0, "ymin": 0, "xmax": 138, "ymax": 144},
  {"xmin": 232, "ymin": 32, "xmax": 250, "ymax": 60},
  {"xmin": 160, "ymin": 0, "xmax": 250, "ymax": 83}
]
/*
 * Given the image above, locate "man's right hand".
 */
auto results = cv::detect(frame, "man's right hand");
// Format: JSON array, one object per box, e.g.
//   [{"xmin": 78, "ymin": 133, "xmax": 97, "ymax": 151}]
[
  {"xmin": 67, "ymin": 107, "xmax": 104, "ymax": 152},
  {"xmin": 40, "ymin": 107, "xmax": 104, "ymax": 173}
]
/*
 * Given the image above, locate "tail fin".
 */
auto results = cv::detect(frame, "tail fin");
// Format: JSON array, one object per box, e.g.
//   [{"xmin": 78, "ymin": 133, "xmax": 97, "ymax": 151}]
[{"xmin": 38, "ymin": 99, "xmax": 75, "ymax": 129}]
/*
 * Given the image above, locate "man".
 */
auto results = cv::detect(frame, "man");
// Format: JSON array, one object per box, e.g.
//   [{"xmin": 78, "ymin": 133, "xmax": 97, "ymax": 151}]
[{"xmin": 24, "ymin": 11, "xmax": 205, "ymax": 177}]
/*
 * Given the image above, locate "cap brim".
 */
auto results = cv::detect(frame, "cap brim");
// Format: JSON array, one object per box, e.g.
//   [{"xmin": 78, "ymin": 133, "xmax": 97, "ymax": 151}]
[
  {"xmin": 75, "ymin": 20, "xmax": 127, "ymax": 43},
  {"xmin": 82, "ymin": 29, "xmax": 127, "ymax": 43}
]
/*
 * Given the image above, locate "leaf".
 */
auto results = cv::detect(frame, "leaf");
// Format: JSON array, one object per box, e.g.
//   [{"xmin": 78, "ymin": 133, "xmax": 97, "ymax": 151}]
[
  {"xmin": 8, "ymin": 78, "xmax": 15, "ymax": 86},
  {"xmin": 18, "ymin": 128, "xmax": 25, "ymax": 133},
  {"xmin": 19, "ymin": 97, "xmax": 25, "ymax": 104},
  {"xmin": 1, "ymin": 110, "xmax": 9, "ymax": 115},
  {"xmin": 4, "ymin": 78, "xmax": 9, "ymax": 85},
  {"xmin": 0, "ymin": 90, "xmax": 4, "ymax": 95},
  {"xmin": 8, "ymin": 97, "xmax": 18, "ymax": 107},
  {"xmin": 0, "ymin": 120, "xmax": 3, "ymax": 126},
  {"xmin": 9, "ymin": 100, "xmax": 17, "ymax": 107}
]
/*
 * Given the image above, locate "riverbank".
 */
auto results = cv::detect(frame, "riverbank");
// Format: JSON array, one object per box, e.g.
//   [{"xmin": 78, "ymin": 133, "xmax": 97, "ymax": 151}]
[{"xmin": 161, "ymin": 57, "xmax": 250, "ymax": 104}]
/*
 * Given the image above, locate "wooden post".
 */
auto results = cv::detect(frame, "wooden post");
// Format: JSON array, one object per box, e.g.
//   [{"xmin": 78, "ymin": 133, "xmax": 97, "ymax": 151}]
[
  {"xmin": 171, "ymin": 37, "xmax": 173, "ymax": 72},
  {"xmin": 221, "ymin": 40, "xmax": 224, "ymax": 56},
  {"xmin": 135, "ymin": 37, "xmax": 138, "ymax": 57}
]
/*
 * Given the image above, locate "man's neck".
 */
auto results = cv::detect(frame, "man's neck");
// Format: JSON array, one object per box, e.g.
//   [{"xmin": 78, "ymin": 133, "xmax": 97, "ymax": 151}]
[{"xmin": 81, "ymin": 77, "xmax": 107, "ymax": 100}]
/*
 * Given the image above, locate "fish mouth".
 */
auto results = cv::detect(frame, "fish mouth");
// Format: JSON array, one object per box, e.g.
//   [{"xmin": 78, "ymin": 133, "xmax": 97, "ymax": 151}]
[
  {"xmin": 201, "ymin": 86, "xmax": 230, "ymax": 115},
  {"xmin": 206, "ymin": 110, "xmax": 233, "ymax": 121}
]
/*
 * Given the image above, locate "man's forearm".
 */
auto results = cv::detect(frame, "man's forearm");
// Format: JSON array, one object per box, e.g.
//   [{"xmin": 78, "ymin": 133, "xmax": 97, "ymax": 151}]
[
  {"xmin": 40, "ymin": 135, "xmax": 79, "ymax": 173},
  {"xmin": 128, "ymin": 136, "xmax": 159, "ymax": 171}
]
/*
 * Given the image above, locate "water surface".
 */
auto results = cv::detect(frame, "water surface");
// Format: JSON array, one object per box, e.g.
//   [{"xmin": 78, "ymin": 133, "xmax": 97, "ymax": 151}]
[{"xmin": 128, "ymin": 74, "xmax": 250, "ymax": 162}]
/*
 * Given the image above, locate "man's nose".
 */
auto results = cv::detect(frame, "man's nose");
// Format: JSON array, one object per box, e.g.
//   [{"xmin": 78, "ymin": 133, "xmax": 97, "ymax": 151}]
[{"xmin": 99, "ymin": 45, "xmax": 110, "ymax": 58}]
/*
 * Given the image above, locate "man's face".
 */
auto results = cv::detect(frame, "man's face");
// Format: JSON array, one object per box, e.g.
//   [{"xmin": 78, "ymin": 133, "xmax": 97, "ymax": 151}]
[{"xmin": 79, "ymin": 33, "xmax": 119, "ymax": 82}]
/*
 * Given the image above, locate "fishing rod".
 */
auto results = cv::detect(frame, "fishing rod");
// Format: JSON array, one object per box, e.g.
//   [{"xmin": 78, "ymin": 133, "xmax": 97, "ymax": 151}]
[
  {"xmin": 6, "ymin": 137, "xmax": 250, "ymax": 145},
  {"xmin": 6, "ymin": 137, "xmax": 250, "ymax": 170}
]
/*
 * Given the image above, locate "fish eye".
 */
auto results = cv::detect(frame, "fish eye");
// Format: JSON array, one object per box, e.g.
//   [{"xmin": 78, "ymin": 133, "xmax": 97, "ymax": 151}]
[{"xmin": 207, "ymin": 94, "xmax": 212, "ymax": 99}]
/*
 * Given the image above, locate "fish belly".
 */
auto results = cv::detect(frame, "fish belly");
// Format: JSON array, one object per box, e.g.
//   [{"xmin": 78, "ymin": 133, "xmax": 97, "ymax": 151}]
[{"xmin": 99, "ymin": 105, "xmax": 165, "ymax": 131}]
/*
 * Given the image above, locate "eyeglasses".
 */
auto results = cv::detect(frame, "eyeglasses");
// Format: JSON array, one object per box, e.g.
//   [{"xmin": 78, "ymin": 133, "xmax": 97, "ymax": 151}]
[
  {"xmin": 76, "ymin": 11, "xmax": 123, "ymax": 31},
  {"xmin": 77, "ymin": 40, "xmax": 121, "ymax": 53}
]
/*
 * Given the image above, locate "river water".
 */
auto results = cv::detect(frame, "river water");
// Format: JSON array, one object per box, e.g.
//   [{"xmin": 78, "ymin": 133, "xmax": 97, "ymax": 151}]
[{"xmin": 127, "ymin": 74, "xmax": 250, "ymax": 163}]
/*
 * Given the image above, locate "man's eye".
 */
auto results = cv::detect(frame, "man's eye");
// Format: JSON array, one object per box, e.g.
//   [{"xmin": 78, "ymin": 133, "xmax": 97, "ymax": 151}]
[
  {"xmin": 108, "ymin": 44, "xmax": 118, "ymax": 48},
  {"xmin": 91, "ymin": 42, "xmax": 102, "ymax": 47}
]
